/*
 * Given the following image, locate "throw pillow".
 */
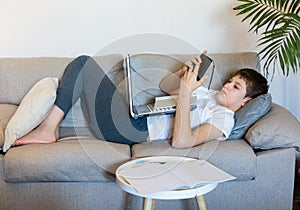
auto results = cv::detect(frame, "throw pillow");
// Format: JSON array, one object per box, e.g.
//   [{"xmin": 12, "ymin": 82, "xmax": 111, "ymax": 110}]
[
  {"xmin": 245, "ymin": 103, "xmax": 300, "ymax": 151},
  {"xmin": 2, "ymin": 77, "xmax": 58, "ymax": 152},
  {"xmin": 228, "ymin": 94, "xmax": 272, "ymax": 140}
]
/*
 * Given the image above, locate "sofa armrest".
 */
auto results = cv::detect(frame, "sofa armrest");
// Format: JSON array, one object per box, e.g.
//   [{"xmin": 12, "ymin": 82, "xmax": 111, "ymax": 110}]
[
  {"xmin": 245, "ymin": 103, "xmax": 300, "ymax": 151},
  {"xmin": 0, "ymin": 104, "xmax": 18, "ymax": 147}
]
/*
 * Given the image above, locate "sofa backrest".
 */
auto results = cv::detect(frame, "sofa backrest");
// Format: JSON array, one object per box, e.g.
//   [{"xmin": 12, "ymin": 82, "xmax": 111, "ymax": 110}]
[
  {"xmin": 0, "ymin": 52, "xmax": 260, "ymax": 129},
  {"xmin": 0, "ymin": 54, "xmax": 124, "ymax": 105},
  {"xmin": 0, "ymin": 57, "xmax": 71, "ymax": 105},
  {"xmin": 129, "ymin": 52, "xmax": 260, "ymax": 105}
]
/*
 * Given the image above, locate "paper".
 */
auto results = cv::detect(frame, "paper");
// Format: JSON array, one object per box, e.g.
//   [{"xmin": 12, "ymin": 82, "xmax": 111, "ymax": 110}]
[{"xmin": 118, "ymin": 159, "xmax": 236, "ymax": 195}]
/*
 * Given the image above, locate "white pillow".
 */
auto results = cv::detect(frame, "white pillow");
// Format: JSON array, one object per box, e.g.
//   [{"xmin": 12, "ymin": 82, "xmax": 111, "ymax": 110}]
[{"xmin": 3, "ymin": 77, "xmax": 58, "ymax": 152}]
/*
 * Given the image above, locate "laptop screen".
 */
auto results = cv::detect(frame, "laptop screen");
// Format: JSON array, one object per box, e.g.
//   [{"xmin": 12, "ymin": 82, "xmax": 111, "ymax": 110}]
[{"xmin": 125, "ymin": 54, "xmax": 136, "ymax": 118}]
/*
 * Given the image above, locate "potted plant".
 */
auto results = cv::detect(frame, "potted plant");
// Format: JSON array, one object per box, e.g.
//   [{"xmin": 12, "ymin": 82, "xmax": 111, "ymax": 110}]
[{"xmin": 233, "ymin": 0, "xmax": 299, "ymax": 77}]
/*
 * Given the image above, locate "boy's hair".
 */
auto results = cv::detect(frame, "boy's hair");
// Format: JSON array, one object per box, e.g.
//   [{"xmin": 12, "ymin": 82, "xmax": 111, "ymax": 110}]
[{"xmin": 231, "ymin": 68, "xmax": 269, "ymax": 99}]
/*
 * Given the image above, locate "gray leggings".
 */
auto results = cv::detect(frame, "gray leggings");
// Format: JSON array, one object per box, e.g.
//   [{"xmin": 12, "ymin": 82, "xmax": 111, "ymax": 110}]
[{"xmin": 55, "ymin": 55, "xmax": 148, "ymax": 145}]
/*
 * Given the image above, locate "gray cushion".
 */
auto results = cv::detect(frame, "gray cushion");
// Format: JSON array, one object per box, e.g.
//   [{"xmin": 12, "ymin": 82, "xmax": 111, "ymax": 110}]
[
  {"xmin": 131, "ymin": 139, "xmax": 256, "ymax": 181},
  {"xmin": 245, "ymin": 103, "xmax": 300, "ymax": 151},
  {"xmin": 208, "ymin": 52, "xmax": 260, "ymax": 90},
  {"xmin": 0, "ymin": 54, "xmax": 123, "ymax": 108},
  {"xmin": 229, "ymin": 94, "xmax": 272, "ymax": 139},
  {"xmin": 4, "ymin": 138, "xmax": 130, "ymax": 183},
  {"xmin": 129, "ymin": 52, "xmax": 260, "ymax": 105},
  {"xmin": 93, "ymin": 55, "xmax": 125, "ymax": 97},
  {"xmin": 58, "ymin": 127, "xmax": 95, "ymax": 139},
  {"xmin": 129, "ymin": 53, "xmax": 184, "ymax": 106},
  {"xmin": 0, "ymin": 57, "xmax": 72, "ymax": 104}
]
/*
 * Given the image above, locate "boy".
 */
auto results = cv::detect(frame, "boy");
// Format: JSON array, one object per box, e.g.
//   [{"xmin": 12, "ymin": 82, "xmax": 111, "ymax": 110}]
[
  {"xmin": 157, "ymin": 55, "xmax": 268, "ymax": 148},
  {"xmin": 13, "ymin": 54, "xmax": 268, "ymax": 149}
]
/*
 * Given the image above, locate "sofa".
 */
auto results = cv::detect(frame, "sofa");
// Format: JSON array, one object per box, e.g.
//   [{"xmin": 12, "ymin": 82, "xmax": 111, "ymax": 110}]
[{"xmin": 0, "ymin": 52, "xmax": 300, "ymax": 210}]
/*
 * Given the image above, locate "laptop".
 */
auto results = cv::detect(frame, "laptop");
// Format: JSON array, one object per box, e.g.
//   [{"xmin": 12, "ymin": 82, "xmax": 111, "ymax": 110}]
[{"xmin": 125, "ymin": 54, "xmax": 197, "ymax": 119}]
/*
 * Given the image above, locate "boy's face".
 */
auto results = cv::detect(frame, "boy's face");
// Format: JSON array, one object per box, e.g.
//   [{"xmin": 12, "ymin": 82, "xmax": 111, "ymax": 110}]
[{"xmin": 215, "ymin": 75, "xmax": 252, "ymax": 112}]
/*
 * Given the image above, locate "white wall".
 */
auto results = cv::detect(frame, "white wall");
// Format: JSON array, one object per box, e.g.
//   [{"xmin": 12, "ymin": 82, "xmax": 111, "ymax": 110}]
[{"xmin": 0, "ymin": 0, "xmax": 299, "ymax": 120}]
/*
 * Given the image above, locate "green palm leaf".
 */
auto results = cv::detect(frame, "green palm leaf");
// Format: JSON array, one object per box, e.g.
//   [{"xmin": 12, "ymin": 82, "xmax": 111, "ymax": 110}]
[{"xmin": 233, "ymin": 0, "xmax": 300, "ymax": 77}]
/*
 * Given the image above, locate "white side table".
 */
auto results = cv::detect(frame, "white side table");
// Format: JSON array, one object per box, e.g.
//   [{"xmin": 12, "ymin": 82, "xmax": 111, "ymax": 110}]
[{"xmin": 116, "ymin": 156, "xmax": 218, "ymax": 210}]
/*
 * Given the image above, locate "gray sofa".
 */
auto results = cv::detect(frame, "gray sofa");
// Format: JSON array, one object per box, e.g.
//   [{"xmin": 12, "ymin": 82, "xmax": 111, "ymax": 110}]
[{"xmin": 0, "ymin": 52, "xmax": 299, "ymax": 210}]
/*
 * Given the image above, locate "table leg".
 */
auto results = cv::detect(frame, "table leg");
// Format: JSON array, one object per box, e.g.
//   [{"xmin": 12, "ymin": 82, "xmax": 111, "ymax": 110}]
[
  {"xmin": 196, "ymin": 195, "xmax": 207, "ymax": 210},
  {"xmin": 143, "ymin": 198, "xmax": 156, "ymax": 210}
]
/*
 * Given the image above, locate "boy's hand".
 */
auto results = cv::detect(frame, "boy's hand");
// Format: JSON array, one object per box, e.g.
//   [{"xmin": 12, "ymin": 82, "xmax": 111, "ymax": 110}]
[
  {"xmin": 176, "ymin": 50, "xmax": 208, "ymax": 79},
  {"xmin": 180, "ymin": 55, "xmax": 207, "ymax": 93}
]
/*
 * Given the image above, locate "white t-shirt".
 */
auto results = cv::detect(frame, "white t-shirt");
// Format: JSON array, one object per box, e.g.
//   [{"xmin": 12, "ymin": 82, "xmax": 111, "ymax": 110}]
[{"xmin": 147, "ymin": 86, "xmax": 234, "ymax": 141}]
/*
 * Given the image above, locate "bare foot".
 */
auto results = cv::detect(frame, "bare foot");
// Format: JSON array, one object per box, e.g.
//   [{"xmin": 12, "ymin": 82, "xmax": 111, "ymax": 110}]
[
  {"xmin": 13, "ymin": 126, "xmax": 59, "ymax": 146},
  {"xmin": 13, "ymin": 105, "xmax": 64, "ymax": 147}
]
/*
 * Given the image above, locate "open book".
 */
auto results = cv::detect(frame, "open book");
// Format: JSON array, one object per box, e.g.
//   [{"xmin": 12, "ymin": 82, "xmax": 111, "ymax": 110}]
[{"xmin": 118, "ymin": 159, "xmax": 236, "ymax": 195}]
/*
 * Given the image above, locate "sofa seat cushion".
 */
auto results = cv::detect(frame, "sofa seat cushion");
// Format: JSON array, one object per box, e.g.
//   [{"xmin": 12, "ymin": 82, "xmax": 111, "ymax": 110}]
[
  {"xmin": 132, "ymin": 139, "xmax": 256, "ymax": 181},
  {"xmin": 3, "ymin": 137, "xmax": 130, "ymax": 183}
]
